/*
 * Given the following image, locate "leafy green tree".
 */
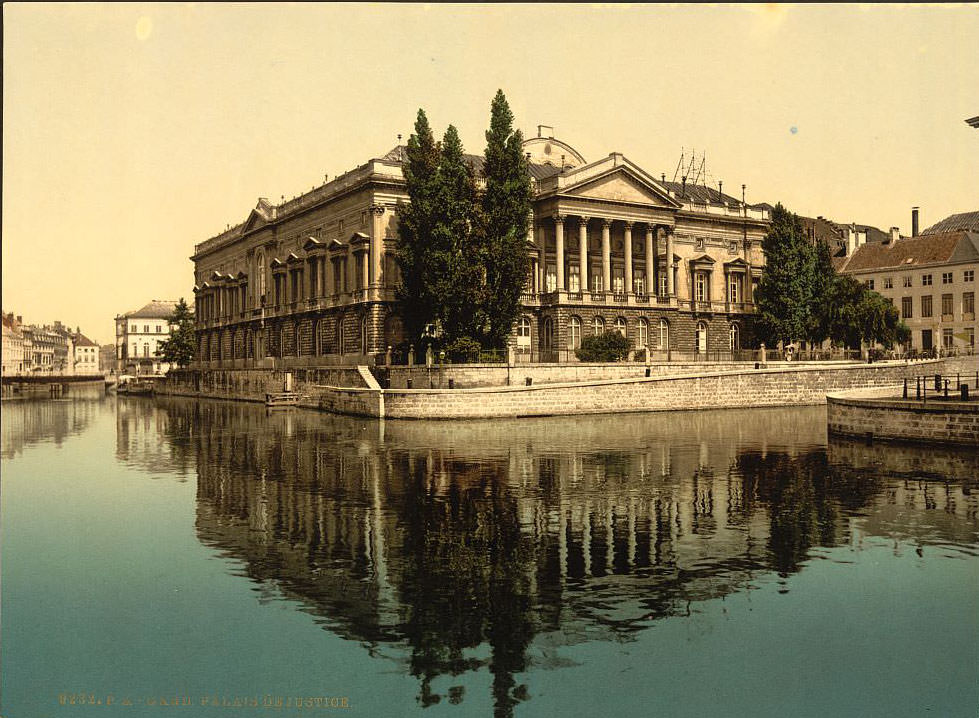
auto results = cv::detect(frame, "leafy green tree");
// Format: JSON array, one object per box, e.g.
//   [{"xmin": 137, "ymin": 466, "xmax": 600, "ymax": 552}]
[
  {"xmin": 481, "ymin": 90, "xmax": 534, "ymax": 350},
  {"xmin": 396, "ymin": 109, "xmax": 442, "ymax": 342},
  {"xmin": 434, "ymin": 124, "xmax": 486, "ymax": 344},
  {"xmin": 756, "ymin": 204, "xmax": 815, "ymax": 347},
  {"xmin": 822, "ymin": 275, "xmax": 909, "ymax": 350},
  {"xmin": 575, "ymin": 331, "xmax": 632, "ymax": 362},
  {"xmin": 157, "ymin": 298, "xmax": 196, "ymax": 369},
  {"xmin": 807, "ymin": 239, "xmax": 836, "ymax": 345}
]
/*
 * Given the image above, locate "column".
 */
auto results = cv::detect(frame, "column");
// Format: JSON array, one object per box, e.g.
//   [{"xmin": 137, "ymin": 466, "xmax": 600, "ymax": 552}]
[
  {"xmin": 361, "ymin": 251, "xmax": 370, "ymax": 292},
  {"xmin": 578, "ymin": 217, "xmax": 589, "ymax": 294},
  {"xmin": 666, "ymin": 227, "xmax": 676, "ymax": 297},
  {"xmin": 369, "ymin": 204, "xmax": 385, "ymax": 289},
  {"xmin": 601, "ymin": 219, "xmax": 612, "ymax": 293},
  {"xmin": 645, "ymin": 225, "xmax": 655, "ymax": 297},
  {"xmin": 624, "ymin": 222, "xmax": 634, "ymax": 294},
  {"xmin": 554, "ymin": 215, "xmax": 566, "ymax": 291},
  {"xmin": 538, "ymin": 237, "xmax": 545, "ymax": 293}
]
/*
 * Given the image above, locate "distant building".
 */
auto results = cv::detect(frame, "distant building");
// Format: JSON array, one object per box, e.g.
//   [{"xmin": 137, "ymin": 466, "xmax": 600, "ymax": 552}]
[
  {"xmin": 920, "ymin": 211, "xmax": 979, "ymax": 236},
  {"xmin": 100, "ymin": 344, "xmax": 117, "ymax": 373},
  {"xmin": 115, "ymin": 300, "xmax": 178, "ymax": 375},
  {"xmin": 73, "ymin": 331, "xmax": 100, "ymax": 374},
  {"xmin": 2, "ymin": 313, "xmax": 26, "ymax": 375},
  {"xmin": 837, "ymin": 219, "xmax": 978, "ymax": 353}
]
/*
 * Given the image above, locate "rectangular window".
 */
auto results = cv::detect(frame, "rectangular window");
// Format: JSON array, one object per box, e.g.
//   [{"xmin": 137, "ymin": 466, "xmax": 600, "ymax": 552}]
[
  {"xmin": 143, "ymin": 344, "xmax": 149, "ymax": 357},
  {"xmin": 131, "ymin": 324, "xmax": 137, "ymax": 333},
  {"xmin": 612, "ymin": 271, "xmax": 625, "ymax": 294},
  {"xmin": 966, "ymin": 327, "xmax": 975, "ymax": 348},
  {"xmin": 901, "ymin": 297, "xmax": 913, "ymax": 319},
  {"xmin": 728, "ymin": 274, "xmax": 741, "ymax": 304},
  {"xmin": 591, "ymin": 272, "xmax": 603, "ymax": 293},
  {"xmin": 866, "ymin": 279, "xmax": 875, "ymax": 290},
  {"xmin": 156, "ymin": 325, "xmax": 162, "ymax": 333},
  {"xmin": 941, "ymin": 293, "xmax": 953, "ymax": 318},
  {"xmin": 965, "ymin": 269, "xmax": 975, "ymax": 282},
  {"xmin": 659, "ymin": 273, "xmax": 668, "ymax": 297},
  {"xmin": 143, "ymin": 325, "xmax": 149, "ymax": 333},
  {"xmin": 964, "ymin": 292, "xmax": 975, "ymax": 316},
  {"xmin": 921, "ymin": 295, "xmax": 932, "ymax": 318},
  {"xmin": 922, "ymin": 274, "xmax": 932, "ymax": 286},
  {"xmin": 545, "ymin": 266, "xmax": 556, "ymax": 293},
  {"xmin": 903, "ymin": 275, "xmax": 912, "ymax": 288},
  {"xmin": 942, "ymin": 328, "xmax": 953, "ymax": 349},
  {"xmin": 883, "ymin": 277, "xmax": 893, "ymax": 289},
  {"xmin": 921, "ymin": 329, "xmax": 933, "ymax": 351},
  {"xmin": 634, "ymin": 270, "xmax": 646, "ymax": 296},
  {"xmin": 695, "ymin": 272, "xmax": 708, "ymax": 303},
  {"xmin": 942, "ymin": 272, "xmax": 953, "ymax": 284},
  {"xmin": 568, "ymin": 265, "xmax": 580, "ymax": 293}
]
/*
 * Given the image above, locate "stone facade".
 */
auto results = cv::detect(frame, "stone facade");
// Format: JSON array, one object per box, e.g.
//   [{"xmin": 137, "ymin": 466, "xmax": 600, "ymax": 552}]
[
  {"xmin": 115, "ymin": 300, "xmax": 178, "ymax": 375},
  {"xmin": 191, "ymin": 129, "xmax": 770, "ymax": 368}
]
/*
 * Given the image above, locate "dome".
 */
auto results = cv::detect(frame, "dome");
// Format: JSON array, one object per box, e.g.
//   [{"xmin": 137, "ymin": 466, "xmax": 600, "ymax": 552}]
[{"xmin": 522, "ymin": 127, "xmax": 586, "ymax": 169}]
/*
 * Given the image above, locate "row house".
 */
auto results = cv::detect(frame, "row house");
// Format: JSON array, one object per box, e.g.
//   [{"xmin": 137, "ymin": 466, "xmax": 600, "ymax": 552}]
[
  {"xmin": 73, "ymin": 332, "xmax": 101, "ymax": 374},
  {"xmin": 2, "ymin": 313, "xmax": 26, "ymax": 375},
  {"xmin": 837, "ymin": 223, "xmax": 978, "ymax": 353},
  {"xmin": 190, "ymin": 129, "xmax": 770, "ymax": 368},
  {"xmin": 114, "ymin": 300, "xmax": 178, "ymax": 375}
]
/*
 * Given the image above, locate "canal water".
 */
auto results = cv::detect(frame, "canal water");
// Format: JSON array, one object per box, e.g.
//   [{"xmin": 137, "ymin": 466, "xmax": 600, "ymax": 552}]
[{"xmin": 2, "ymin": 395, "xmax": 977, "ymax": 718}]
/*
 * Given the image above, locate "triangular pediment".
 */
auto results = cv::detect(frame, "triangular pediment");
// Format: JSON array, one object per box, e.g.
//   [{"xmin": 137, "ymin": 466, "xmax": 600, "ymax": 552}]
[{"xmin": 561, "ymin": 162, "xmax": 681, "ymax": 209}]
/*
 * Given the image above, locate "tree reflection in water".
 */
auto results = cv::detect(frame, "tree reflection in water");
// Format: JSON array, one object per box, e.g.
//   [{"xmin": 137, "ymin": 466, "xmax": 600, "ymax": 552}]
[{"xmin": 114, "ymin": 399, "xmax": 979, "ymax": 717}]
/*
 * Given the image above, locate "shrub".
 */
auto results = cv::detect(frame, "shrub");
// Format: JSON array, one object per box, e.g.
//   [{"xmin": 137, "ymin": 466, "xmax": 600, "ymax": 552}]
[
  {"xmin": 575, "ymin": 331, "xmax": 632, "ymax": 362},
  {"xmin": 445, "ymin": 336, "xmax": 482, "ymax": 363}
]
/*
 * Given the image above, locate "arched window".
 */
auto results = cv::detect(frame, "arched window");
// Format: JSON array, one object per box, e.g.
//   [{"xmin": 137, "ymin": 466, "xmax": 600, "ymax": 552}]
[
  {"xmin": 729, "ymin": 323, "xmax": 740, "ymax": 352},
  {"xmin": 658, "ymin": 318, "xmax": 670, "ymax": 351},
  {"xmin": 614, "ymin": 317, "xmax": 627, "ymax": 337},
  {"xmin": 541, "ymin": 317, "xmax": 554, "ymax": 353},
  {"xmin": 696, "ymin": 321, "xmax": 708, "ymax": 354},
  {"xmin": 637, "ymin": 318, "xmax": 648, "ymax": 348},
  {"xmin": 569, "ymin": 316, "xmax": 582, "ymax": 350},
  {"xmin": 517, "ymin": 316, "xmax": 532, "ymax": 352},
  {"xmin": 592, "ymin": 316, "xmax": 606, "ymax": 336}
]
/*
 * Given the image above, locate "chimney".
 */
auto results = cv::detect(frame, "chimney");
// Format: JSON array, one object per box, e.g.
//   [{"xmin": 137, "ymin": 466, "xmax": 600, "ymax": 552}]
[
  {"xmin": 718, "ymin": 180, "xmax": 723, "ymax": 201},
  {"xmin": 681, "ymin": 175, "xmax": 687, "ymax": 196},
  {"xmin": 890, "ymin": 226, "xmax": 900, "ymax": 243},
  {"xmin": 912, "ymin": 207, "xmax": 919, "ymax": 237},
  {"xmin": 847, "ymin": 226, "xmax": 858, "ymax": 256},
  {"xmin": 661, "ymin": 173, "xmax": 666, "ymax": 184}
]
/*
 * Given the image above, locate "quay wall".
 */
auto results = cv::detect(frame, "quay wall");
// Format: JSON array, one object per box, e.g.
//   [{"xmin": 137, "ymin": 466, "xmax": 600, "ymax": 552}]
[
  {"xmin": 376, "ymin": 360, "xmax": 849, "ymax": 390},
  {"xmin": 376, "ymin": 361, "xmax": 940, "ymax": 420},
  {"xmin": 163, "ymin": 360, "xmax": 943, "ymax": 420},
  {"xmin": 827, "ymin": 388, "xmax": 979, "ymax": 447}
]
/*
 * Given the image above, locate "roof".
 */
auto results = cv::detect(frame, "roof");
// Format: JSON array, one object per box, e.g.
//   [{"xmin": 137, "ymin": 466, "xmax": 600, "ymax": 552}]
[
  {"xmin": 838, "ymin": 231, "xmax": 979, "ymax": 273},
  {"xmin": 920, "ymin": 210, "xmax": 979, "ymax": 235},
  {"xmin": 660, "ymin": 180, "xmax": 742, "ymax": 206},
  {"xmin": 122, "ymin": 300, "xmax": 179, "ymax": 319},
  {"xmin": 73, "ymin": 332, "xmax": 97, "ymax": 347},
  {"xmin": 380, "ymin": 144, "xmax": 564, "ymax": 181}
]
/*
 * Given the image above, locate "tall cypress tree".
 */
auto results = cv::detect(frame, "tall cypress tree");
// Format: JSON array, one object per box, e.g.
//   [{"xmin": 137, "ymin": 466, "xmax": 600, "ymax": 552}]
[
  {"xmin": 481, "ymin": 90, "xmax": 534, "ymax": 349},
  {"xmin": 755, "ymin": 203, "xmax": 815, "ymax": 347},
  {"xmin": 396, "ymin": 109, "xmax": 441, "ymax": 342},
  {"xmin": 433, "ymin": 125, "xmax": 485, "ymax": 343}
]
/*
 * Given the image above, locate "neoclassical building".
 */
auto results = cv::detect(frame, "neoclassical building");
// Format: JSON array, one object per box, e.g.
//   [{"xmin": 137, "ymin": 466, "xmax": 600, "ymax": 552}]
[{"xmin": 191, "ymin": 130, "xmax": 770, "ymax": 367}]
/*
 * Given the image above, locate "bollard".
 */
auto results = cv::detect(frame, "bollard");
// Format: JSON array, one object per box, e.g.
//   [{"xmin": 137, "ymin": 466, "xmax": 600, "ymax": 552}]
[
  {"xmin": 448, "ymin": 378, "xmax": 454, "ymax": 389},
  {"xmin": 903, "ymin": 378, "xmax": 908, "ymax": 399},
  {"xmin": 944, "ymin": 379, "xmax": 949, "ymax": 398},
  {"xmin": 934, "ymin": 374, "xmax": 941, "ymax": 392},
  {"xmin": 961, "ymin": 384, "xmax": 970, "ymax": 401},
  {"xmin": 645, "ymin": 367, "xmax": 651, "ymax": 377},
  {"xmin": 525, "ymin": 377, "xmax": 532, "ymax": 386},
  {"xmin": 406, "ymin": 378, "xmax": 413, "ymax": 389}
]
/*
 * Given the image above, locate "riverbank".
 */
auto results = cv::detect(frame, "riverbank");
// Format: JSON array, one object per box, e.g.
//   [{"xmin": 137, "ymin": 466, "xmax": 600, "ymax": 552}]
[{"xmin": 161, "ymin": 359, "xmax": 942, "ymax": 419}]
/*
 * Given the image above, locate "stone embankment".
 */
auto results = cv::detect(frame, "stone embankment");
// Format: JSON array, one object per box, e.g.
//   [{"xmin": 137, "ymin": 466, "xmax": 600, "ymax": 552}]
[
  {"xmin": 827, "ymin": 385, "xmax": 979, "ymax": 447},
  {"xmin": 164, "ymin": 359, "xmax": 942, "ymax": 420}
]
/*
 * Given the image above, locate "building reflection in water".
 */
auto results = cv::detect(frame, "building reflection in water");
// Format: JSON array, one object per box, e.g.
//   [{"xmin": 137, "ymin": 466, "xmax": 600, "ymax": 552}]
[
  {"xmin": 116, "ymin": 400, "xmax": 979, "ymax": 717},
  {"xmin": 1, "ymin": 388, "xmax": 107, "ymax": 460}
]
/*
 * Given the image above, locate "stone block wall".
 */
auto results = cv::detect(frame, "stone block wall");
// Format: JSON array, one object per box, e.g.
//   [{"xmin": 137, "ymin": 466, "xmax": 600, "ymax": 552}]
[
  {"xmin": 379, "ymin": 360, "xmax": 942, "ymax": 419},
  {"xmin": 827, "ymin": 393, "xmax": 978, "ymax": 446}
]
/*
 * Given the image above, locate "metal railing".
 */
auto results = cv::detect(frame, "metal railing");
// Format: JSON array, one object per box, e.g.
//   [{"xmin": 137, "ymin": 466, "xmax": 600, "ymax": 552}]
[{"xmin": 904, "ymin": 370, "xmax": 979, "ymax": 402}]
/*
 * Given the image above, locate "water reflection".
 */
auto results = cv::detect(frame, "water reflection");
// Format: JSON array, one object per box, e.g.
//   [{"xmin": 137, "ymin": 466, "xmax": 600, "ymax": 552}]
[
  {"xmin": 116, "ymin": 400, "xmax": 979, "ymax": 717},
  {"xmin": 1, "ymin": 390, "xmax": 107, "ymax": 459}
]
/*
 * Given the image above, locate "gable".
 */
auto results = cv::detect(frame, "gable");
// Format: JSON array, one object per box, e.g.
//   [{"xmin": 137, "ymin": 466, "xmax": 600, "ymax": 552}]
[{"xmin": 566, "ymin": 170, "xmax": 675, "ymax": 207}]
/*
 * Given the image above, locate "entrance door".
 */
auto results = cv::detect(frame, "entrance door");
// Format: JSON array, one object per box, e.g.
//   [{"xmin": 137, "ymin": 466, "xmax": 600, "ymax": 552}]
[{"xmin": 921, "ymin": 329, "xmax": 933, "ymax": 351}]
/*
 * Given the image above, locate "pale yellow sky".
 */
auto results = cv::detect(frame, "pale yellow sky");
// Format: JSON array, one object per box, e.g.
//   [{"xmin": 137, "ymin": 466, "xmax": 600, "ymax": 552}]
[{"xmin": 3, "ymin": 3, "xmax": 977, "ymax": 345}]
